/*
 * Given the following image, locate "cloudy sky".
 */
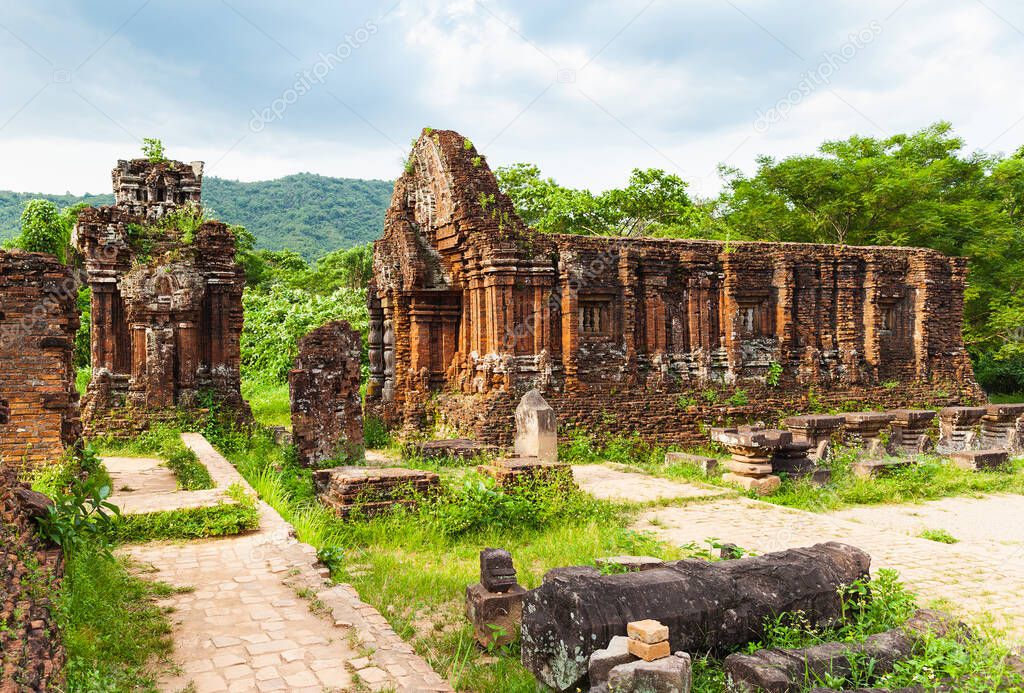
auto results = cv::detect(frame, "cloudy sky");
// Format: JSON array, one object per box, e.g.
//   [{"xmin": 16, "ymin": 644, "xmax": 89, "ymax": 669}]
[{"xmin": 1, "ymin": 0, "xmax": 1023, "ymax": 197}]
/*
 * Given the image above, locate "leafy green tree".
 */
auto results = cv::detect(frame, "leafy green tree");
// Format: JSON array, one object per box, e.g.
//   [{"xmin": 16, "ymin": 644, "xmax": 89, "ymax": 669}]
[
  {"xmin": 495, "ymin": 164, "xmax": 693, "ymax": 236},
  {"xmin": 13, "ymin": 199, "xmax": 77, "ymax": 261},
  {"xmin": 141, "ymin": 138, "xmax": 166, "ymax": 163}
]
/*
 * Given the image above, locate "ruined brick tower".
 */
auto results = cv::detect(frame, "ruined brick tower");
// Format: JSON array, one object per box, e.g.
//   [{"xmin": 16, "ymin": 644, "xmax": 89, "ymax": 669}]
[
  {"xmin": 367, "ymin": 128, "xmax": 982, "ymax": 445},
  {"xmin": 74, "ymin": 157, "xmax": 250, "ymax": 435},
  {"xmin": 0, "ymin": 252, "xmax": 81, "ymax": 467}
]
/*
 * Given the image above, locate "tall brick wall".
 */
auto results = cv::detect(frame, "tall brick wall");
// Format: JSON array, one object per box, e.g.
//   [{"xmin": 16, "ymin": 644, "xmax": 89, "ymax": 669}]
[
  {"xmin": 74, "ymin": 158, "xmax": 250, "ymax": 436},
  {"xmin": 0, "ymin": 463, "xmax": 66, "ymax": 690},
  {"xmin": 367, "ymin": 129, "xmax": 983, "ymax": 444},
  {"xmin": 0, "ymin": 251, "xmax": 81, "ymax": 468}
]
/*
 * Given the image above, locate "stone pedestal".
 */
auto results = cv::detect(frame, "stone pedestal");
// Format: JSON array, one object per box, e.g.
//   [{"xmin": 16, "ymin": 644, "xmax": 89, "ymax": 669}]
[
  {"xmin": 937, "ymin": 406, "xmax": 987, "ymax": 452},
  {"xmin": 514, "ymin": 389, "xmax": 558, "ymax": 463},
  {"xmin": 711, "ymin": 427, "xmax": 786, "ymax": 495},
  {"xmin": 313, "ymin": 466, "xmax": 440, "ymax": 519},
  {"xmin": 465, "ymin": 583, "xmax": 526, "ymax": 648},
  {"xmin": 782, "ymin": 414, "xmax": 844, "ymax": 462},
  {"xmin": 887, "ymin": 409, "xmax": 937, "ymax": 455},
  {"xmin": 949, "ymin": 449, "xmax": 1010, "ymax": 472},
  {"xmin": 841, "ymin": 412, "xmax": 895, "ymax": 452},
  {"xmin": 771, "ymin": 440, "xmax": 815, "ymax": 477},
  {"xmin": 466, "ymin": 548, "xmax": 525, "ymax": 648},
  {"xmin": 478, "ymin": 456, "xmax": 574, "ymax": 490},
  {"xmin": 980, "ymin": 404, "xmax": 1024, "ymax": 452}
]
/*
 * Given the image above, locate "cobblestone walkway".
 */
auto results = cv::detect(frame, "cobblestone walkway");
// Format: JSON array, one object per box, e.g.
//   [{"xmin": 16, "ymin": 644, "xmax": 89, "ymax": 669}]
[
  {"xmin": 633, "ymin": 494, "xmax": 1024, "ymax": 642},
  {"xmin": 115, "ymin": 433, "xmax": 452, "ymax": 692}
]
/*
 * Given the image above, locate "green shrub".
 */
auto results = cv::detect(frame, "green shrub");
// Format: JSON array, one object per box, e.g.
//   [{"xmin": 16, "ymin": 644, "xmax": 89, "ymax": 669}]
[{"xmin": 35, "ymin": 474, "xmax": 120, "ymax": 558}]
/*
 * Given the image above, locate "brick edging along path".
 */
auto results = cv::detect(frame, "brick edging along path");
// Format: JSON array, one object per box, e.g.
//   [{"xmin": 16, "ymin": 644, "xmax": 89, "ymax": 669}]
[{"xmin": 115, "ymin": 433, "xmax": 452, "ymax": 693}]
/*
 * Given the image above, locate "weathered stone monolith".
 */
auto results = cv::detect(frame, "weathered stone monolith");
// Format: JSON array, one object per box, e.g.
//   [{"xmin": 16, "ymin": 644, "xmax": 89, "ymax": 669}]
[{"xmin": 514, "ymin": 388, "xmax": 557, "ymax": 463}]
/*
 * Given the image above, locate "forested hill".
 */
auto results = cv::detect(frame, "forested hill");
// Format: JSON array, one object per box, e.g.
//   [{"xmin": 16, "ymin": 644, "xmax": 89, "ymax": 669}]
[{"xmin": 0, "ymin": 173, "xmax": 394, "ymax": 261}]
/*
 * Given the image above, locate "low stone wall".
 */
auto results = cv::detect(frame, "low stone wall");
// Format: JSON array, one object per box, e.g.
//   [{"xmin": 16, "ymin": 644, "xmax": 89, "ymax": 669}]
[
  {"xmin": 431, "ymin": 381, "xmax": 977, "ymax": 447},
  {"xmin": 0, "ymin": 465, "xmax": 65, "ymax": 690}
]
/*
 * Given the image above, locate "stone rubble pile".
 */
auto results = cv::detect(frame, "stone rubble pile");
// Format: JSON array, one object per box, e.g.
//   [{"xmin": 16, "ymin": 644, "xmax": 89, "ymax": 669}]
[{"xmin": 588, "ymin": 620, "xmax": 692, "ymax": 693}]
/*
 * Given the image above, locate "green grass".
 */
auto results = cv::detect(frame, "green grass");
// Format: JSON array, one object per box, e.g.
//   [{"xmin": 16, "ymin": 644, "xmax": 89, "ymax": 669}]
[
  {"xmin": 59, "ymin": 544, "xmax": 179, "ymax": 692},
  {"xmin": 989, "ymin": 392, "xmax": 1024, "ymax": 403},
  {"xmin": 918, "ymin": 528, "xmax": 959, "ymax": 544},
  {"xmin": 242, "ymin": 379, "xmax": 291, "ymax": 428},
  {"xmin": 112, "ymin": 484, "xmax": 259, "ymax": 542},
  {"xmin": 563, "ymin": 431, "xmax": 1024, "ymax": 513}
]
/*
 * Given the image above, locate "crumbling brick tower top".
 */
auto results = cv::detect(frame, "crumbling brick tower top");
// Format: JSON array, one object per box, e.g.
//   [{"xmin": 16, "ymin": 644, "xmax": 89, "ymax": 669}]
[
  {"xmin": 112, "ymin": 158, "xmax": 203, "ymax": 220},
  {"xmin": 74, "ymin": 157, "xmax": 250, "ymax": 436},
  {"xmin": 367, "ymin": 128, "xmax": 983, "ymax": 444}
]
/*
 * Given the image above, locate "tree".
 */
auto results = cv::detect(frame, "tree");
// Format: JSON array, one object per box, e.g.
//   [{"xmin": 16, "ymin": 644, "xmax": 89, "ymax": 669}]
[
  {"xmin": 13, "ymin": 199, "xmax": 78, "ymax": 261},
  {"xmin": 141, "ymin": 137, "xmax": 166, "ymax": 163},
  {"xmin": 495, "ymin": 164, "xmax": 693, "ymax": 236}
]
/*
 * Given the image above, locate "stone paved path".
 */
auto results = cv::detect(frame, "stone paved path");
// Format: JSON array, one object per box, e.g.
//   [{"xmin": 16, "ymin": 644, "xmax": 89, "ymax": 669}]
[
  {"xmin": 572, "ymin": 464, "xmax": 730, "ymax": 503},
  {"xmin": 115, "ymin": 433, "xmax": 452, "ymax": 692},
  {"xmin": 632, "ymin": 494, "xmax": 1024, "ymax": 642}
]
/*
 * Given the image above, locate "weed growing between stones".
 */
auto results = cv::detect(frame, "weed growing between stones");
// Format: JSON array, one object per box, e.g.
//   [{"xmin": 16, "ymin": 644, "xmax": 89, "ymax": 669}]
[{"xmin": 918, "ymin": 528, "xmax": 959, "ymax": 544}]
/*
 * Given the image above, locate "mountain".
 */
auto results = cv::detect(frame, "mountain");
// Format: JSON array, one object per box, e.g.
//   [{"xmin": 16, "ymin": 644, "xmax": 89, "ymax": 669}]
[{"xmin": 0, "ymin": 173, "xmax": 394, "ymax": 261}]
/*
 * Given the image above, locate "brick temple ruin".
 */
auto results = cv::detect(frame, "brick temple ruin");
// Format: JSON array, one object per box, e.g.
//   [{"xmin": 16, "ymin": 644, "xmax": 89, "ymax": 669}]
[
  {"xmin": 0, "ymin": 251, "xmax": 81, "ymax": 467},
  {"xmin": 74, "ymin": 158, "xmax": 250, "ymax": 435},
  {"xmin": 367, "ymin": 128, "xmax": 982, "ymax": 445}
]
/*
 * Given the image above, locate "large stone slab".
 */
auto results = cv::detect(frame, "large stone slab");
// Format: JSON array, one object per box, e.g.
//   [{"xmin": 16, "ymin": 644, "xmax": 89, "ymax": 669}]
[{"xmin": 520, "ymin": 542, "xmax": 870, "ymax": 691}]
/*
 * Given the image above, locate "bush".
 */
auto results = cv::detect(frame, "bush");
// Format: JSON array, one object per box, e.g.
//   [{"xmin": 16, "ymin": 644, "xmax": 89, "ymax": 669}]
[
  {"xmin": 35, "ymin": 474, "xmax": 120, "ymax": 558},
  {"xmin": 973, "ymin": 351, "xmax": 1024, "ymax": 395}
]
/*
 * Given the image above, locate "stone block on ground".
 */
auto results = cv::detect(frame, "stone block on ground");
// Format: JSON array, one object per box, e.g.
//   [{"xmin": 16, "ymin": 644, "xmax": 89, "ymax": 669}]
[
  {"xmin": 949, "ymin": 449, "xmax": 1010, "ymax": 472},
  {"xmin": 664, "ymin": 452, "xmax": 719, "ymax": 474},
  {"xmin": 722, "ymin": 472, "xmax": 781, "ymax": 495},
  {"xmin": 410, "ymin": 438, "xmax": 499, "ymax": 461},
  {"xmin": 724, "ymin": 610, "xmax": 963, "ymax": 693},
  {"xmin": 595, "ymin": 556, "xmax": 665, "ymax": 572},
  {"xmin": 607, "ymin": 652, "xmax": 692, "ymax": 693},
  {"xmin": 313, "ymin": 466, "xmax": 440, "ymax": 518},
  {"xmin": 520, "ymin": 542, "xmax": 870, "ymax": 691},
  {"xmin": 465, "ymin": 583, "xmax": 526, "ymax": 648},
  {"xmin": 588, "ymin": 635, "xmax": 633, "ymax": 690},
  {"xmin": 467, "ymin": 548, "xmax": 526, "ymax": 648},
  {"xmin": 850, "ymin": 458, "xmax": 912, "ymax": 479},
  {"xmin": 514, "ymin": 388, "xmax": 558, "ymax": 463},
  {"xmin": 479, "ymin": 456, "xmax": 574, "ymax": 490}
]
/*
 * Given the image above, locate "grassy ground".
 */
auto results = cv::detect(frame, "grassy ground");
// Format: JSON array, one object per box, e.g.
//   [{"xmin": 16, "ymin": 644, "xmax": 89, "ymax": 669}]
[
  {"xmin": 196, "ymin": 418, "xmax": 1023, "ymax": 692},
  {"xmin": 242, "ymin": 380, "xmax": 291, "ymax": 428},
  {"xmin": 561, "ymin": 431, "xmax": 1024, "ymax": 512}
]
